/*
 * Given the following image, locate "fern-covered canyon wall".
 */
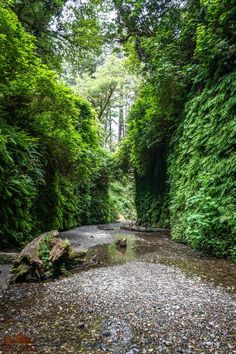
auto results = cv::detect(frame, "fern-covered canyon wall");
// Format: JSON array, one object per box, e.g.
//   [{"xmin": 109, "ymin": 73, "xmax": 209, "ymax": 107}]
[
  {"xmin": 0, "ymin": 3, "xmax": 116, "ymax": 248},
  {"xmin": 117, "ymin": 0, "xmax": 236, "ymax": 258},
  {"xmin": 168, "ymin": 74, "xmax": 236, "ymax": 259}
]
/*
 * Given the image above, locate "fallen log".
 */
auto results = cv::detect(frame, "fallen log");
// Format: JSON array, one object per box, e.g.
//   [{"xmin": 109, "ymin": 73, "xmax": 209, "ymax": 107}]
[
  {"xmin": 0, "ymin": 252, "xmax": 18, "ymax": 264},
  {"xmin": 11, "ymin": 230, "xmax": 86, "ymax": 282},
  {"xmin": 121, "ymin": 224, "xmax": 170, "ymax": 233}
]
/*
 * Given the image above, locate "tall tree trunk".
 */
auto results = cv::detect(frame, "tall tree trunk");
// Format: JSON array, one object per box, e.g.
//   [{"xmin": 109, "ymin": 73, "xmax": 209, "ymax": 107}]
[
  {"xmin": 118, "ymin": 91, "xmax": 124, "ymax": 142},
  {"xmin": 109, "ymin": 108, "xmax": 113, "ymax": 150}
]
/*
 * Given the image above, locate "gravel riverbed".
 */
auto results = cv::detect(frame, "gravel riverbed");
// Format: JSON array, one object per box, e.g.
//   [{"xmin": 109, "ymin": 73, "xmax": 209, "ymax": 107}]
[{"xmin": 0, "ymin": 224, "xmax": 235, "ymax": 353}]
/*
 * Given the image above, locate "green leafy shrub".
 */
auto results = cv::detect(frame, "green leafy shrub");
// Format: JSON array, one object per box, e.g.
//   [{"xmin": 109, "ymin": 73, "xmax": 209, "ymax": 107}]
[
  {"xmin": 168, "ymin": 73, "xmax": 236, "ymax": 259},
  {"xmin": 0, "ymin": 121, "xmax": 43, "ymax": 247},
  {"xmin": 38, "ymin": 235, "xmax": 54, "ymax": 270},
  {"xmin": 0, "ymin": 4, "xmax": 113, "ymax": 248},
  {"xmin": 121, "ymin": 0, "xmax": 236, "ymax": 258},
  {"xmin": 109, "ymin": 179, "xmax": 136, "ymax": 221}
]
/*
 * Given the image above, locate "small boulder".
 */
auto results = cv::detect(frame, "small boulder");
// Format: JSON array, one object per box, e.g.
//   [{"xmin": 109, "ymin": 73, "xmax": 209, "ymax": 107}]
[{"xmin": 115, "ymin": 238, "xmax": 127, "ymax": 248}]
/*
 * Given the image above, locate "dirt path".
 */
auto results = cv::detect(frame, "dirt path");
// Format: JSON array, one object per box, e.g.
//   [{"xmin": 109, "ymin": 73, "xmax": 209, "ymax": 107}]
[{"xmin": 0, "ymin": 224, "xmax": 235, "ymax": 353}]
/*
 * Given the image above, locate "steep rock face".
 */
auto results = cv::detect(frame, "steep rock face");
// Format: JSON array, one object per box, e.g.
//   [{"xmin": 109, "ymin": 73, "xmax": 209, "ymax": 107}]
[
  {"xmin": 168, "ymin": 72, "xmax": 236, "ymax": 258},
  {"xmin": 135, "ymin": 145, "xmax": 168, "ymax": 227}
]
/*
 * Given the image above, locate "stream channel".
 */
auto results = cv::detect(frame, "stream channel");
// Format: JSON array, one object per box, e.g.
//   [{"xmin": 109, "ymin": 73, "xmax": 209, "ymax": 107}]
[{"xmin": 0, "ymin": 223, "xmax": 235, "ymax": 353}]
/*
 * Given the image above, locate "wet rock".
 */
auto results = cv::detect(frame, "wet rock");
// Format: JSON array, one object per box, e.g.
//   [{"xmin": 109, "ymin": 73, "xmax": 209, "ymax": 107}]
[
  {"xmin": 115, "ymin": 238, "xmax": 127, "ymax": 248},
  {"xmin": 164, "ymin": 340, "xmax": 172, "ymax": 346},
  {"xmin": 90, "ymin": 255, "xmax": 97, "ymax": 264},
  {"xmin": 126, "ymin": 349, "xmax": 140, "ymax": 354},
  {"xmin": 102, "ymin": 331, "xmax": 111, "ymax": 337},
  {"xmin": 78, "ymin": 322, "xmax": 85, "ymax": 329}
]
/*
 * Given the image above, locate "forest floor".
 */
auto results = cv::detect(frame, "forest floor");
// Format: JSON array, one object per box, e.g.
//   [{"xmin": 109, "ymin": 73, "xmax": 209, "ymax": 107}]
[{"xmin": 0, "ymin": 223, "xmax": 235, "ymax": 353}]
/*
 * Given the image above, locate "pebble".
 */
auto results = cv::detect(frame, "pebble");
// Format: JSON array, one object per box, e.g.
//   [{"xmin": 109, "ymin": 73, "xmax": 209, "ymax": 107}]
[
  {"xmin": 103, "ymin": 331, "xmax": 111, "ymax": 337},
  {"xmin": 0, "ymin": 224, "xmax": 235, "ymax": 353}
]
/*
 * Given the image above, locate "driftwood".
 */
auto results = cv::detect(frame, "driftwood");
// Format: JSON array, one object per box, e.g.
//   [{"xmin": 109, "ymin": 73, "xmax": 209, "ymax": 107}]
[
  {"xmin": 0, "ymin": 252, "xmax": 18, "ymax": 264},
  {"xmin": 121, "ymin": 224, "xmax": 170, "ymax": 233},
  {"xmin": 11, "ymin": 230, "xmax": 86, "ymax": 282},
  {"xmin": 16, "ymin": 230, "xmax": 59, "ymax": 264}
]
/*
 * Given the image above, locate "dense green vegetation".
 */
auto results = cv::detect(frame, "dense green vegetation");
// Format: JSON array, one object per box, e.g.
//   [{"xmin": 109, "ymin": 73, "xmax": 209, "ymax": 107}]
[
  {"xmin": 168, "ymin": 1, "xmax": 236, "ymax": 258},
  {"xmin": 0, "ymin": 0, "xmax": 235, "ymax": 259},
  {"xmin": 116, "ymin": 0, "xmax": 236, "ymax": 258},
  {"xmin": 0, "ymin": 3, "xmax": 117, "ymax": 248}
]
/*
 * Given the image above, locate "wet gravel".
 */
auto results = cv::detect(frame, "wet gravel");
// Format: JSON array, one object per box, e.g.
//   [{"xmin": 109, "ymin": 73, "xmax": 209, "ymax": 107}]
[
  {"xmin": 0, "ymin": 265, "xmax": 12, "ymax": 295},
  {"xmin": 60, "ymin": 223, "xmax": 128, "ymax": 251},
  {"xmin": 0, "ymin": 224, "xmax": 235, "ymax": 353}
]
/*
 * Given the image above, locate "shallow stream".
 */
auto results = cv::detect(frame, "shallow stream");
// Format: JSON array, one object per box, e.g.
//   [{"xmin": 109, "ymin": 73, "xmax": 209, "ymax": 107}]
[{"xmin": 0, "ymin": 224, "xmax": 235, "ymax": 353}]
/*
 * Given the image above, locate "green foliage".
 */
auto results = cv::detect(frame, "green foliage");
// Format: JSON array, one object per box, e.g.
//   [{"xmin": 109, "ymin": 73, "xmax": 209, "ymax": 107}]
[
  {"xmin": 168, "ymin": 72, "xmax": 236, "ymax": 259},
  {"xmin": 167, "ymin": 1, "xmax": 236, "ymax": 258},
  {"xmin": 0, "ymin": 121, "xmax": 43, "ymax": 247},
  {"xmin": 38, "ymin": 236, "xmax": 71, "ymax": 271},
  {"xmin": 117, "ymin": 0, "xmax": 236, "ymax": 258},
  {"xmin": 113, "ymin": 0, "xmax": 172, "ymax": 39},
  {"xmin": 127, "ymin": 85, "xmax": 163, "ymax": 174},
  {"xmin": 1, "ymin": 0, "xmax": 235, "ymax": 261},
  {"xmin": 123, "ymin": 84, "xmax": 171, "ymax": 227},
  {"xmin": 134, "ymin": 173, "xmax": 169, "ymax": 227},
  {"xmin": 75, "ymin": 54, "xmax": 138, "ymax": 149},
  {"xmin": 116, "ymin": 2, "xmax": 199, "ymax": 227},
  {"xmin": 108, "ymin": 149, "xmax": 136, "ymax": 221},
  {"xmin": 109, "ymin": 179, "xmax": 136, "ymax": 221},
  {"xmin": 9, "ymin": 0, "xmax": 104, "ymax": 70},
  {"xmin": 0, "ymin": 4, "xmax": 113, "ymax": 248},
  {"xmin": 38, "ymin": 235, "xmax": 54, "ymax": 270},
  {"xmin": 193, "ymin": 0, "xmax": 236, "ymax": 83}
]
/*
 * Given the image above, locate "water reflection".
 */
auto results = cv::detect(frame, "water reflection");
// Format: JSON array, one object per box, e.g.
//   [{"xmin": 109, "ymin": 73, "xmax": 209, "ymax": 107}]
[
  {"xmin": 84, "ymin": 234, "xmax": 138, "ymax": 269},
  {"xmin": 82, "ymin": 232, "xmax": 236, "ymax": 292},
  {"xmin": 107, "ymin": 234, "xmax": 137, "ymax": 263}
]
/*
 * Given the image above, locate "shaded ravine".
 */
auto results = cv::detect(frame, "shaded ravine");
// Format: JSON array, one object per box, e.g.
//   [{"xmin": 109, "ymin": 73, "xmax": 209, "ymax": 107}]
[{"xmin": 0, "ymin": 223, "xmax": 235, "ymax": 353}]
